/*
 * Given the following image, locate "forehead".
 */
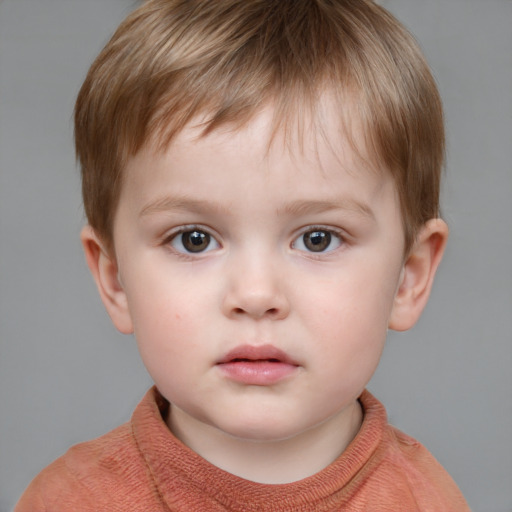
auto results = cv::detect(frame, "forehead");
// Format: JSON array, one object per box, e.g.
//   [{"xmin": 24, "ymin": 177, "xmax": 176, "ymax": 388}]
[
  {"xmin": 148, "ymin": 93, "xmax": 381, "ymax": 179},
  {"xmin": 120, "ymin": 100, "xmax": 396, "ymax": 218}
]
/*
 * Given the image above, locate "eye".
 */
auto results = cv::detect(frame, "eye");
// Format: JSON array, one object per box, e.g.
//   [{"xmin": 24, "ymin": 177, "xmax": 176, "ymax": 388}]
[
  {"xmin": 169, "ymin": 229, "xmax": 220, "ymax": 254},
  {"xmin": 293, "ymin": 228, "xmax": 343, "ymax": 253}
]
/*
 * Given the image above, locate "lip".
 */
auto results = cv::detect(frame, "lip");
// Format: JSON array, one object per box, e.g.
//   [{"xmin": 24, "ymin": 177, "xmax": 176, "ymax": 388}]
[{"xmin": 216, "ymin": 344, "xmax": 299, "ymax": 386}]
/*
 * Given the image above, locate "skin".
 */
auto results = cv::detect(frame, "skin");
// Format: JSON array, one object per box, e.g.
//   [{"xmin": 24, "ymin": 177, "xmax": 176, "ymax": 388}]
[{"xmin": 82, "ymin": 103, "xmax": 448, "ymax": 484}]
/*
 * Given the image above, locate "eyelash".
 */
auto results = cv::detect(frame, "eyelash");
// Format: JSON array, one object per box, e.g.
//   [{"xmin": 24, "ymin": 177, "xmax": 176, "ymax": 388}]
[
  {"xmin": 163, "ymin": 225, "xmax": 346, "ymax": 256},
  {"xmin": 292, "ymin": 226, "xmax": 345, "ymax": 255},
  {"xmin": 163, "ymin": 225, "xmax": 220, "ymax": 257}
]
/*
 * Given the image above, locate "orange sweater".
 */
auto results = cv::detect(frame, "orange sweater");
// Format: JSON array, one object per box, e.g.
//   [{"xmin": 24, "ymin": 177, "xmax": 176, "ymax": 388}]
[{"xmin": 16, "ymin": 387, "xmax": 470, "ymax": 511}]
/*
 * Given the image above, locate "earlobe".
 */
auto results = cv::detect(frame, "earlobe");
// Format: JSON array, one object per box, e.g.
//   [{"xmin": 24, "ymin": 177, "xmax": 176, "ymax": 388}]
[
  {"xmin": 80, "ymin": 226, "xmax": 134, "ymax": 334},
  {"xmin": 388, "ymin": 218, "xmax": 449, "ymax": 331}
]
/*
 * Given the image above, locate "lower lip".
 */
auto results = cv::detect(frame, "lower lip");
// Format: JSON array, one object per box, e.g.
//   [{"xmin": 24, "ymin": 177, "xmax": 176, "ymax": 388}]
[{"xmin": 217, "ymin": 361, "xmax": 298, "ymax": 385}]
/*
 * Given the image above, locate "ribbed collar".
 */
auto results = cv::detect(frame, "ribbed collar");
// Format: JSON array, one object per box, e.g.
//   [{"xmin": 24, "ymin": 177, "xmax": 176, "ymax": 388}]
[{"xmin": 131, "ymin": 387, "xmax": 387, "ymax": 511}]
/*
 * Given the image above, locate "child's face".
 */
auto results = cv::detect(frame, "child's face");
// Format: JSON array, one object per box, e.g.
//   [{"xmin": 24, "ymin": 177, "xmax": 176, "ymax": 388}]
[{"xmin": 110, "ymin": 106, "xmax": 406, "ymax": 443}]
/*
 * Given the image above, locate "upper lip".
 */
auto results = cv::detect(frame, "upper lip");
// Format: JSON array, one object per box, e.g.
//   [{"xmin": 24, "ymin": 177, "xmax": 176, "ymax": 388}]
[{"xmin": 216, "ymin": 344, "xmax": 299, "ymax": 366}]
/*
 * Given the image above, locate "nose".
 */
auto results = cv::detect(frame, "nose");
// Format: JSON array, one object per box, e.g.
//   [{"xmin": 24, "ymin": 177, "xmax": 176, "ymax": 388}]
[{"xmin": 221, "ymin": 256, "xmax": 290, "ymax": 321}]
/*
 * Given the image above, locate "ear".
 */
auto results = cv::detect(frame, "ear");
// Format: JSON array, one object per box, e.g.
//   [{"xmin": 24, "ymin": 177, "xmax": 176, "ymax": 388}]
[
  {"xmin": 388, "ymin": 218, "xmax": 449, "ymax": 331},
  {"xmin": 80, "ymin": 225, "xmax": 134, "ymax": 334}
]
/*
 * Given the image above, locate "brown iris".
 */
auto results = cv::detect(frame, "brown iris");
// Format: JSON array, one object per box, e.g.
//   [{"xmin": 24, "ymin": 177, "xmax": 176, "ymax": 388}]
[
  {"xmin": 181, "ymin": 230, "xmax": 211, "ymax": 252},
  {"xmin": 303, "ymin": 230, "xmax": 331, "ymax": 252}
]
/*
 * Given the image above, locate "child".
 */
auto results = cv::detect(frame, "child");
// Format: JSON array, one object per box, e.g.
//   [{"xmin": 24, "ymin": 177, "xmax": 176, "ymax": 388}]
[{"xmin": 16, "ymin": 0, "xmax": 470, "ymax": 510}]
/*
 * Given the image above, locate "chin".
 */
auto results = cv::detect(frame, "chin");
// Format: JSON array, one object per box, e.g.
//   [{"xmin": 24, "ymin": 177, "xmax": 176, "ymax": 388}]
[{"xmin": 217, "ymin": 415, "xmax": 312, "ymax": 443}]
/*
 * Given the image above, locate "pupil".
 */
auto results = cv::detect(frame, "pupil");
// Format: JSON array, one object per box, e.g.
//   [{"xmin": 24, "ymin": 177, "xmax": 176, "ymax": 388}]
[
  {"xmin": 183, "ymin": 231, "xmax": 209, "ymax": 252},
  {"xmin": 304, "ymin": 231, "xmax": 330, "ymax": 252}
]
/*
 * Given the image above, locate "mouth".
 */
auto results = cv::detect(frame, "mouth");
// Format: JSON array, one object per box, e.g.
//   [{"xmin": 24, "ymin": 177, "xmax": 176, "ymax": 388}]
[
  {"xmin": 217, "ymin": 344, "xmax": 297, "ymax": 365},
  {"xmin": 216, "ymin": 345, "xmax": 299, "ymax": 385}
]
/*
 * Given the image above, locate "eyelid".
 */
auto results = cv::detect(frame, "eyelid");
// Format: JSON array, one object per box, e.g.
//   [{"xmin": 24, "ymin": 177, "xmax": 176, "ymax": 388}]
[
  {"xmin": 163, "ymin": 224, "xmax": 221, "ymax": 255},
  {"xmin": 163, "ymin": 224, "xmax": 218, "ymax": 240},
  {"xmin": 291, "ymin": 225, "xmax": 346, "ymax": 253},
  {"xmin": 294, "ymin": 224, "xmax": 347, "ymax": 240}
]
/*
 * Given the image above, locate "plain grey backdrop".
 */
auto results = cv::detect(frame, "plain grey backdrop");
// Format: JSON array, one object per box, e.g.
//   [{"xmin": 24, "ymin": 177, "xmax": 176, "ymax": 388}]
[{"xmin": 1, "ymin": 1, "xmax": 511, "ymax": 510}]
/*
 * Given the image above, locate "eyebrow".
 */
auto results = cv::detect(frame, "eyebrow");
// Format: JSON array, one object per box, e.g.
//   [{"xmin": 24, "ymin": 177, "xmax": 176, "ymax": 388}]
[
  {"xmin": 139, "ymin": 195, "xmax": 232, "ymax": 218},
  {"xmin": 278, "ymin": 198, "xmax": 375, "ymax": 219},
  {"xmin": 139, "ymin": 195, "xmax": 375, "ymax": 220}
]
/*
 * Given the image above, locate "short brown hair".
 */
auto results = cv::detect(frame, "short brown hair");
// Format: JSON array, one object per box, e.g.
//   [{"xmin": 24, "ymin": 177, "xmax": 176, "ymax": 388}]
[{"xmin": 75, "ymin": 0, "xmax": 444, "ymax": 253}]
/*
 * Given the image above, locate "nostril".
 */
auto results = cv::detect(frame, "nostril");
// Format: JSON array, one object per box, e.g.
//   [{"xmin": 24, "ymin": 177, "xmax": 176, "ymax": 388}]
[
  {"xmin": 232, "ymin": 306, "xmax": 279, "ymax": 317},
  {"xmin": 224, "ymin": 290, "xmax": 290, "ymax": 320}
]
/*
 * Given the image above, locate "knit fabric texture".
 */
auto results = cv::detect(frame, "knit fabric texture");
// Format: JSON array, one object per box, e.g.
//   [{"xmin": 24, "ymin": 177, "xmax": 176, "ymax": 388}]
[{"xmin": 16, "ymin": 387, "xmax": 470, "ymax": 511}]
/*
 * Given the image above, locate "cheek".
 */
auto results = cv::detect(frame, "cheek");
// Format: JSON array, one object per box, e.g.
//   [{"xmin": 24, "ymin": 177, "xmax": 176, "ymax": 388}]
[
  {"xmin": 312, "ymin": 304, "xmax": 387, "ymax": 402},
  {"xmin": 301, "ymin": 264, "xmax": 398, "ymax": 371},
  {"xmin": 122, "ymin": 266, "xmax": 210, "ymax": 362},
  {"xmin": 305, "ymin": 264, "xmax": 398, "ymax": 331},
  {"xmin": 125, "ymin": 256, "xmax": 212, "ymax": 322},
  {"xmin": 130, "ymin": 290, "xmax": 206, "ymax": 402}
]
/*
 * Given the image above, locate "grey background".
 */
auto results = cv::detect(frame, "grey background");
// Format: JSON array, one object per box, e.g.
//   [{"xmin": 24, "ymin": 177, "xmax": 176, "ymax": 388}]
[{"xmin": 0, "ymin": 0, "xmax": 511, "ymax": 510}]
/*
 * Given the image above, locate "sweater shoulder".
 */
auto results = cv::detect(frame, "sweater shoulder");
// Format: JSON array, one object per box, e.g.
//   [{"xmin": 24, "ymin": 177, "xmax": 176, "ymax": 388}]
[
  {"xmin": 373, "ymin": 424, "xmax": 471, "ymax": 511},
  {"xmin": 15, "ymin": 422, "xmax": 162, "ymax": 512}
]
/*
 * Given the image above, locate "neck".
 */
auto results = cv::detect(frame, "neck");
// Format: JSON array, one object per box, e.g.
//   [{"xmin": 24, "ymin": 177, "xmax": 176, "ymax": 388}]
[{"xmin": 167, "ymin": 400, "xmax": 363, "ymax": 484}]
